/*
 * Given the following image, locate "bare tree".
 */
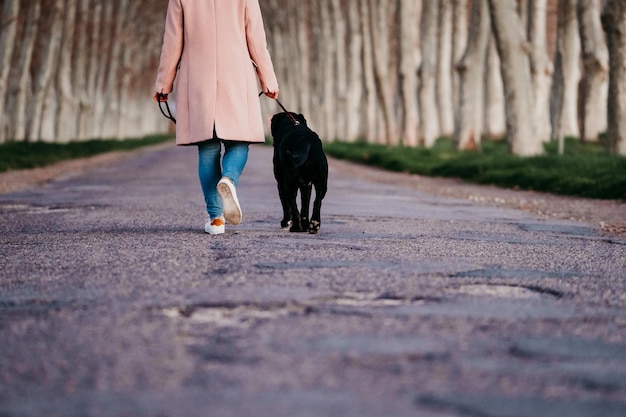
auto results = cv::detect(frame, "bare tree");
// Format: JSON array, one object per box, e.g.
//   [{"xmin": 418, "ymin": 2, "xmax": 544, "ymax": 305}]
[
  {"xmin": 419, "ymin": 0, "xmax": 441, "ymax": 147},
  {"xmin": 578, "ymin": 0, "xmax": 609, "ymax": 143},
  {"xmin": 602, "ymin": 0, "xmax": 626, "ymax": 155},
  {"xmin": 487, "ymin": 0, "xmax": 544, "ymax": 155},
  {"xmin": 0, "ymin": 0, "xmax": 19, "ymax": 143},
  {"xmin": 551, "ymin": 0, "xmax": 581, "ymax": 147},
  {"xmin": 368, "ymin": 0, "xmax": 398, "ymax": 145},
  {"xmin": 455, "ymin": 0, "xmax": 490, "ymax": 150},
  {"xmin": 346, "ymin": 0, "xmax": 364, "ymax": 142},
  {"xmin": 398, "ymin": 0, "xmax": 421, "ymax": 146},
  {"xmin": 528, "ymin": 0, "xmax": 554, "ymax": 142},
  {"xmin": 484, "ymin": 36, "xmax": 506, "ymax": 139},
  {"xmin": 437, "ymin": 0, "xmax": 454, "ymax": 137}
]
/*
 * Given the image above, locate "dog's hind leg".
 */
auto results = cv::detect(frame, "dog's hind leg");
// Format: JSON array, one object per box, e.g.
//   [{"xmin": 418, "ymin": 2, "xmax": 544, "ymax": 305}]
[
  {"xmin": 309, "ymin": 180, "xmax": 327, "ymax": 234},
  {"xmin": 299, "ymin": 183, "xmax": 312, "ymax": 230},
  {"xmin": 286, "ymin": 187, "xmax": 304, "ymax": 232},
  {"xmin": 277, "ymin": 186, "xmax": 292, "ymax": 229}
]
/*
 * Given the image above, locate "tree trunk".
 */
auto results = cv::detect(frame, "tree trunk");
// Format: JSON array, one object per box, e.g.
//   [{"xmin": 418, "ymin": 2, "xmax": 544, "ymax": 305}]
[
  {"xmin": 53, "ymin": 0, "xmax": 78, "ymax": 143},
  {"xmin": 455, "ymin": 0, "xmax": 490, "ymax": 150},
  {"xmin": 484, "ymin": 36, "xmax": 506, "ymax": 139},
  {"xmin": 360, "ymin": 0, "xmax": 379, "ymax": 143},
  {"xmin": 398, "ymin": 0, "xmax": 421, "ymax": 147},
  {"xmin": 579, "ymin": 0, "xmax": 609, "ymax": 143},
  {"xmin": 368, "ymin": 0, "xmax": 398, "ymax": 145},
  {"xmin": 7, "ymin": 0, "xmax": 40, "ymax": 142},
  {"xmin": 419, "ymin": 0, "xmax": 440, "ymax": 147},
  {"xmin": 437, "ymin": 0, "xmax": 454, "ymax": 137},
  {"xmin": 0, "ymin": 0, "xmax": 19, "ymax": 143},
  {"xmin": 29, "ymin": 0, "xmax": 63, "ymax": 142},
  {"xmin": 602, "ymin": 0, "xmax": 626, "ymax": 155},
  {"xmin": 452, "ymin": 0, "xmax": 468, "ymax": 114},
  {"xmin": 527, "ymin": 0, "xmax": 554, "ymax": 142},
  {"xmin": 551, "ymin": 0, "xmax": 581, "ymax": 143},
  {"xmin": 487, "ymin": 0, "xmax": 543, "ymax": 155},
  {"xmin": 346, "ymin": 0, "xmax": 364, "ymax": 142}
]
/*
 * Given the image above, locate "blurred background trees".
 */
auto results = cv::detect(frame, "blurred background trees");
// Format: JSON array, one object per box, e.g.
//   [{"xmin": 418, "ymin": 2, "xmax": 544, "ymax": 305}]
[{"xmin": 0, "ymin": 0, "xmax": 624, "ymax": 156}]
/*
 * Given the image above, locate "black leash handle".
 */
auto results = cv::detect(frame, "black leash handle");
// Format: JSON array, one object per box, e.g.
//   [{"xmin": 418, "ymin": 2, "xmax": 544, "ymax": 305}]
[
  {"xmin": 157, "ymin": 93, "xmax": 176, "ymax": 124},
  {"xmin": 259, "ymin": 91, "xmax": 300, "ymax": 126}
]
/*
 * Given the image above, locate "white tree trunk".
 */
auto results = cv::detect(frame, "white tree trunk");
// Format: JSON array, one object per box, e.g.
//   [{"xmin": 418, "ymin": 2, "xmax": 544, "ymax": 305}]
[
  {"xmin": 602, "ymin": 0, "xmax": 626, "ymax": 155},
  {"xmin": 527, "ymin": 0, "xmax": 554, "ymax": 142},
  {"xmin": 487, "ymin": 0, "xmax": 543, "ymax": 155},
  {"xmin": 368, "ymin": 0, "xmax": 398, "ymax": 145},
  {"xmin": 579, "ymin": 0, "xmax": 609, "ymax": 142},
  {"xmin": 0, "ymin": 0, "xmax": 19, "ymax": 143},
  {"xmin": 360, "ymin": 0, "xmax": 379, "ymax": 143},
  {"xmin": 484, "ymin": 36, "xmax": 506, "ymax": 139},
  {"xmin": 551, "ymin": 0, "xmax": 581, "ymax": 142},
  {"xmin": 452, "ymin": 0, "xmax": 468, "ymax": 114},
  {"xmin": 455, "ymin": 0, "xmax": 490, "ymax": 150},
  {"xmin": 7, "ymin": 1, "xmax": 40, "ymax": 142},
  {"xmin": 419, "ymin": 0, "xmax": 441, "ymax": 147},
  {"xmin": 437, "ymin": 0, "xmax": 454, "ymax": 137},
  {"xmin": 346, "ymin": 0, "xmax": 364, "ymax": 142},
  {"xmin": 50, "ymin": 0, "xmax": 78, "ymax": 143},
  {"xmin": 398, "ymin": 0, "xmax": 421, "ymax": 147},
  {"xmin": 30, "ymin": 0, "xmax": 63, "ymax": 142}
]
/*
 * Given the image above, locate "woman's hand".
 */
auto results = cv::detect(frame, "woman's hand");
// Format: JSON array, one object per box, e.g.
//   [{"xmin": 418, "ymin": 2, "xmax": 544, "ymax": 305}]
[
  {"xmin": 264, "ymin": 89, "xmax": 279, "ymax": 100},
  {"xmin": 153, "ymin": 92, "xmax": 168, "ymax": 102}
]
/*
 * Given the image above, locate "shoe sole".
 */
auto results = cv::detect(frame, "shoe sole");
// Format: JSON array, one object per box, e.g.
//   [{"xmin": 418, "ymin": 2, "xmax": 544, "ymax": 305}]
[{"xmin": 217, "ymin": 180, "xmax": 242, "ymax": 225}]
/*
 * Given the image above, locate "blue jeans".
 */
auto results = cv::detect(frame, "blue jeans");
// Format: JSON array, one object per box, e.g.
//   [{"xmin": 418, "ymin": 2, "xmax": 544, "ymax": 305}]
[{"xmin": 198, "ymin": 140, "xmax": 249, "ymax": 218}]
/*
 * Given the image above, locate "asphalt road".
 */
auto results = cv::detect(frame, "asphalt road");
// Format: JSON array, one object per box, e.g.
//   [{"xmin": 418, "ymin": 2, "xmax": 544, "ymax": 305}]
[{"xmin": 1, "ymin": 144, "xmax": 625, "ymax": 417}]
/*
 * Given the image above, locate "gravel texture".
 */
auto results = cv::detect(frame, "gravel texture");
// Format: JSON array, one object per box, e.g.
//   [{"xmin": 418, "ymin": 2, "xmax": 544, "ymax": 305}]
[{"xmin": 0, "ymin": 144, "xmax": 625, "ymax": 417}]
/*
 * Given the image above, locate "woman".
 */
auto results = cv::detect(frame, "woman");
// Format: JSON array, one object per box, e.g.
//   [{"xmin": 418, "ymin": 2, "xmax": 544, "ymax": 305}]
[{"xmin": 154, "ymin": 0, "xmax": 279, "ymax": 235}]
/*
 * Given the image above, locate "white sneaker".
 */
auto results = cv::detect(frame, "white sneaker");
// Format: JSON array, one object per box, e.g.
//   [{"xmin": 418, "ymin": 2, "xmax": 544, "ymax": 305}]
[
  {"xmin": 205, "ymin": 215, "xmax": 225, "ymax": 235},
  {"xmin": 217, "ymin": 178, "xmax": 242, "ymax": 225}
]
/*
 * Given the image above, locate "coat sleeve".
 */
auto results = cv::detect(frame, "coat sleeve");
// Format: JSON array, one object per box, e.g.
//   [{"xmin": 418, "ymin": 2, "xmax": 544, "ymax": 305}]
[
  {"xmin": 154, "ymin": 0, "xmax": 184, "ymax": 94},
  {"xmin": 245, "ymin": 0, "xmax": 279, "ymax": 93}
]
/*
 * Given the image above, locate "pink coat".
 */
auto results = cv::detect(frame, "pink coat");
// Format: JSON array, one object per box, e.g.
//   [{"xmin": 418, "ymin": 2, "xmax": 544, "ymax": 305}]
[{"xmin": 155, "ymin": 0, "xmax": 279, "ymax": 145}]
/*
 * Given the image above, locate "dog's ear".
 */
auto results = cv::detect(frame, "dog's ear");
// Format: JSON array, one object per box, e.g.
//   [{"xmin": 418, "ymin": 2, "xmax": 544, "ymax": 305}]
[{"xmin": 297, "ymin": 114, "xmax": 307, "ymax": 125}]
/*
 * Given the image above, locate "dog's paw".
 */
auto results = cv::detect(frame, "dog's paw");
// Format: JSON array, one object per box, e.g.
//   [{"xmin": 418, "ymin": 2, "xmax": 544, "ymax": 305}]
[
  {"xmin": 289, "ymin": 222, "xmax": 306, "ymax": 233},
  {"xmin": 300, "ymin": 217, "xmax": 310, "ymax": 230},
  {"xmin": 281, "ymin": 219, "xmax": 293, "ymax": 229},
  {"xmin": 308, "ymin": 220, "xmax": 320, "ymax": 234}
]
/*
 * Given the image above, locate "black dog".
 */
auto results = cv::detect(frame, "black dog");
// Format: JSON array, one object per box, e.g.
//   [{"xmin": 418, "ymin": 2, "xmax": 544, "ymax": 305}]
[{"xmin": 270, "ymin": 112, "xmax": 328, "ymax": 234}]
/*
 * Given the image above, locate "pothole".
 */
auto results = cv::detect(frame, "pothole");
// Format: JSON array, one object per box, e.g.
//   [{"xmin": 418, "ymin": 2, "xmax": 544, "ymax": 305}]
[
  {"xmin": 452, "ymin": 284, "xmax": 563, "ymax": 299},
  {"xmin": 307, "ymin": 292, "xmax": 426, "ymax": 307},
  {"xmin": 162, "ymin": 303, "xmax": 303, "ymax": 328}
]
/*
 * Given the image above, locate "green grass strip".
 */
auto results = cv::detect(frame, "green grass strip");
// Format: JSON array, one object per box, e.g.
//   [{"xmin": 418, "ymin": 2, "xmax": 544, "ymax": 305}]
[
  {"xmin": 0, "ymin": 134, "xmax": 173, "ymax": 173},
  {"xmin": 324, "ymin": 138, "xmax": 626, "ymax": 201}
]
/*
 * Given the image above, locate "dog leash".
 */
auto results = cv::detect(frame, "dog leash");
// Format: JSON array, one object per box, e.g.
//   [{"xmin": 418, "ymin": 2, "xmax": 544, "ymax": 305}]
[
  {"xmin": 259, "ymin": 92, "xmax": 300, "ymax": 126},
  {"xmin": 156, "ymin": 93, "xmax": 176, "ymax": 124}
]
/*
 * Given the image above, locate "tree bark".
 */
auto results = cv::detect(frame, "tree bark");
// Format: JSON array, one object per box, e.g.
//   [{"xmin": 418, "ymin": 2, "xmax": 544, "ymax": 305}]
[
  {"xmin": 398, "ymin": 0, "xmax": 421, "ymax": 147},
  {"xmin": 0, "ymin": 0, "xmax": 19, "ymax": 142},
  {"xmin": 579, "ymin": 0, "xmax": 609, "ymax": 143},
  {"xmin": 437, "ymin": 0, "xmax": 454, "ymax": 137},
  {"xmin": 551, "ymin": 0, "xmax": 581, "ymax": 144},
  {"xmin": 484, "ymin": 36, "xmax": 506, "ymax": 139},
  {"xmin": 53, "ymin": 0, "xmax": 78, "ymax": 143},
  {"xmin": 30, "ymin": 0, "xmax": 63, "ymax": 142},
  {"xmin": 345, "ymin": 0, "xmax": 364, "ymax": 142},
  {"xmin": 7, "ymin": 0, "xmax": 40, "ymax": 142},
  {"xmin": 527, "ymin": 0, "xmax": 554, "ymax": 142},
  {"xmin": 368, "ymin": 0, "xmax": 398, "ymax": 145},
  {"xmin": 452, "ymin": 0, "xmax": 468, "ymax": 115},
  {"xmin": 419, "ymin": 0, "xmax": 440, "ymax": 147},
  {"xmin": 487, "ymin": 0, "xmax": 543, "ymax": 155},
  {"xmin": 602, "ymin": 0, "xmax": 626, "ymax": 155},
  {"xmin": 360, "ymin": 0, "xmax": 379, "ymax": 143},
  {"xmin": 455, "ymin": 0, "xmax": 490, "ymax": 150}
]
